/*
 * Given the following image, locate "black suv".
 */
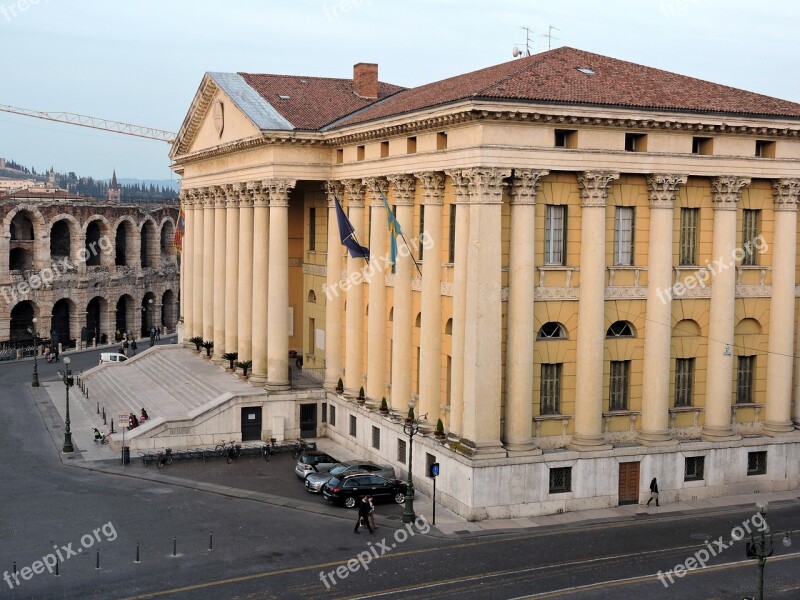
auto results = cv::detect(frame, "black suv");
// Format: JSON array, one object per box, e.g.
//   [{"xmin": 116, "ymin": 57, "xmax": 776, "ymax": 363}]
[{"xmin": 322, "ymin": 472, "xmax": 408, "ymax": 508}]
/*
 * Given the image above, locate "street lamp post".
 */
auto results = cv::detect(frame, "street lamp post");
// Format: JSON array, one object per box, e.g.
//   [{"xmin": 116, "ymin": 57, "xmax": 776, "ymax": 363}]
[
  {"xmin": 746, "ymin": 501, "xmax": 792, "ymax": 600},
  {"xmin": 402, "ymin": 411, "xmax": 425, "ymax": 524},
  {"xmin": 62, "ymin": 356, "xmax": 74, "ymax": 453},
  {"xmin": 28, "ymin": 317, "xmax": 39, "ymax": 387}
]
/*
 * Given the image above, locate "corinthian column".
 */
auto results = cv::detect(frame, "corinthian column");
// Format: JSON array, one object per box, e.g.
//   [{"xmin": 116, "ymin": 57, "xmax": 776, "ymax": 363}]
[
  {"xmin": 387, "ymin": 174, "xmax": 415, "ymax": 411},
  {"xmin": 342, "ymin": 180, "xmax": 366, "ymax": 396},
  {"xmin": 570, "ymin": 171, "xmax": 619, "ymax": 451},
  {"xmin": 639, "ymin": 174, "xmax": 687, "ymax": 445},
  {"xmin": 444, "ymin": 170, "xmax": 470, "ymax": 436},
  {"xmin": 212, "ymin": 186, "xmax": 227, "ymax": 362},
  {"xmin": 364, "ymin": 177, "xmax": 389, "ymax": 400},
  {"xmin": 236, "ymin": 183, "xmax": 256, "ymax": 363},
  {"xmin": 249, "ymin": 184, "xmax": 270, "ymax": 386},
  {"xmin": 191, "ymin": 188, "xmax": 205, "ymax": 339},
  {"xmin": 181, "ymin": 190, "xmax": 194, "ymax": 342},
  {"xmin": 417, "ymin": 172, "xmax": 445, "ymax": 423},
  {"xmin": 266, "ymin": 179, "xmax": 295, "ymax": 391},
  {"xmin": 765, "ymin": 179, "xmax": 800, "ymax": 435},
  {"xmin": 324, "ymin": 181, "xmax": 345, "ymax": 390},
  {"xmin": 703, "ymin": 176, "xmax": 750, "ymax": 441},
  {"xmin": 504, "ymin": 169, "xmax": 548, "ymax": 453},
  {"xmin": 224, "ymin": 183, "xmax": 242, "ymax": 363},
  {"xmin": 202, "ymin": 188, "xmax": 216, "ymax": 342},
  {"xmin": 460, "ymin": 167, "xmax": 510, "ymax": 457}
]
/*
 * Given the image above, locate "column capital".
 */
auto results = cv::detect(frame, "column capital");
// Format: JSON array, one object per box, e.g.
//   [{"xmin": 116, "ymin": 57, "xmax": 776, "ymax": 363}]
[
  {"xmin": 464, "ymin": 167, "xmax": 512, "ymax": 204},
  {"xmin": 445, "ymin": 169, "xmax": 471, "ymax": 204},
  {"xmin": 772, "ymin": 178, "xmax": 800, "ymax": 212},
  {"xmin": 416, "ymin": 171, "xmax": 446, "ymax": 205},
  {"xmin": 578, "ymin": 171, "xmax": 619, "ymax": 207},
  {"xmin": 342, "ymin": 179, "xmax": 365, "ymax": 207},
  {"xmin": 199, "ymin": 187, "xmax": 216, "ymax": 208},
  {"xmin": 263, "ymin": 179, "xmax": 296, "ymax": 207},
  {"xmin": 184, "ymin": 188, "xmax": 199, "ymax": 208},
  {"xmin": 325, "ymin": 180, "xmax": 345, "ymax": 208},
  {"xmin": 387, "ymin": 174, "xmax": 416, "ymax": 206},
  {"xmin": 646, "ymin": 174, "xmax": 688, "ymax": 209},
  {"xmin": 247, "ymin": 181, "xmax": 268, "ymax": 207},
  {"xmin": 210, "ymin": 185, "xmax": 227, "ymax": 208},
  {"xmin": 363, "ymin": 177, "xmax": 389, "ymax": 206},
  {"xmin": 711, "ymin": 176, "xmax": 750, "ymax": 210},
  {"xmin": 224, "ymin": 182, "xmax": 245, "ymax": 207},
  {"xmin": 510, "ymin": 169, "xmax": 548, "ymax": 205}
]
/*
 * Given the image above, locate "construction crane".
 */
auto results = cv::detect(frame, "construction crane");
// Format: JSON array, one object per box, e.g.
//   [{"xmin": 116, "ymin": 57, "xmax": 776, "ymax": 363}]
[{"xmin": 0, "ymin": 104, "xmax": 176, "ymax": 144}]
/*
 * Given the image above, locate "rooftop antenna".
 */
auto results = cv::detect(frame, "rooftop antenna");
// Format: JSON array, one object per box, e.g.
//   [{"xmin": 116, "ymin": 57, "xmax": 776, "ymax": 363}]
[
  {"xmin": 512, "ymin": 26, "xmax": 534, "ymax": 58},
  {"xmin": 542, "ymin": 25, "xmax": 560, "ymax": 50}
]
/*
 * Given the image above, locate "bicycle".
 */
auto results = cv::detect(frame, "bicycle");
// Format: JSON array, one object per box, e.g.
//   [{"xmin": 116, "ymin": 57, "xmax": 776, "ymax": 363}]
[
  {"xmin": 261, "ymin": 444, "xmax": 272, "ymax": 461},
  {"xmin": 156, "ymin": 448, "xmax": 173, "ymax": 469},
  {"xmin": 214, "ymin": 440, "xmax": 236, "ymax": 458},
  {"xmin": 226, "ymin": 443, "xmax": 242, "ymax": 464}
]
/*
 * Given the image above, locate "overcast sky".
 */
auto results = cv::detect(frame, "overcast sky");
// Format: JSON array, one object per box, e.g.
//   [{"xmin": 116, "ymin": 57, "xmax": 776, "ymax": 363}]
[{"xmin": 0, "ymin": 0, "xmax": 797, "ymax": 180}]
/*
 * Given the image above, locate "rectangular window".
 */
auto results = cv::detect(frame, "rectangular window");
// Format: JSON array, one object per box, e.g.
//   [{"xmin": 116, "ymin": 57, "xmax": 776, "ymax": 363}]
[
  {"xmin": 418, "ymin": 205, "xmax": 425, "ymax": 261},
  {"xmin": 425, "ymin": 453, "xmax": 436, "ymax": 477},
  {"xmin": 356, "ymin": 145, "xmax": 365, "ymax": 161},
  {"xmin": 684, "ymin": 456, "xmax": 705, "ymax": 481},
  {"xmin": 308, "ymin": 207, "xmax": 316, "ymax": 251},
  {"xmin": 747, "ymin": 451, "xmax": 767, "ymax": 476},
  {"xmin": 692, "ymin": 137, "xmax": 713, "ymax": 155},
  {"xmin": 380, "ymin": 141, "xmax": 389, "ymax": 158},
  {"xmin": 674, "ymin": 358, "xmax": 694, "ymax": 407},
  {"xmin": 737, "ymin": 355, "xmax": 755, "ymax": 404},
  {"xmin": 755, "ymin": 140, "xmax": 775, "ymax": 158},
  {"xmin": 540, "ymin": 363, "xmax": 562, "ymax": 415},
  {"xmin": 349, "ymin": 414, "xmax": 357, "ymax": 437},
  {"xmin": 679, "ymin": 208, "xmax": 699, "ymax": 266},
  {"xmin": 436, "ymin": 132, "xmax": 448, "ymax": 150},
  {"xmin": 549, "ymin": 467, "xmax": 572, "ymax": 493},
  {"xmin": 407, "ymin": 137, "xmax": 417, "ymax": 154},
  {"xmin": 335, "ymin": 148, "xmax": 344, "ymax": 164},
  {"xmin": 321, "ymin": 402, "xmax": 327, "ymax": 424},
  {"xmin": 397, "ymin": 439, "xmax": 407, "ymax": 464},
  {"xmin": 308, "ymin": 317, "xmax": 315, "ymax": 352},
  {"xmin": 371, "ymin": 426, "xmax": 380, "ymax": 450},
  {"xmin": 741, "ymin": 210, "xmax": 760, "ymax": 266},
  {"xmin": 609, "ymin": 360, "xmax": 630, "ymax": 411},
  {"xmin": 554, "ymin": 129, "xmax": 577, "ymax": 148},
  {"xmin": 329, "ymin": 405, "xmax": 336, "ymax": 427},
  {"xmin": 448, "ymin": 204, "xmax": 456, "ymax": 263},
  {"xmin": 614, "ymin": 207, "xmax": 635, "ymax": 265},
  {"xmin": 544, "ymin": 205, "xmax": 566, "ymax": 265},
  {"xmin": 625, "ymin": 133, "xmax": 647, "ymax": 152}
]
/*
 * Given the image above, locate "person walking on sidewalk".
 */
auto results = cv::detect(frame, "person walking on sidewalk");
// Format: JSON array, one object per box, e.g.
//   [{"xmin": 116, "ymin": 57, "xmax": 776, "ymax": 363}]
[
  {"xmin": 646, "ymin": 477, "xmax": 660, "ymax": 507},
  {"xmin": 131, "ymin": 339, "xmax": 138, "ymax": 355},
  {"xmin": 354, "ymin": 497, "xmax": 374, "ymax": 534},
  {"xmin": 367, "ymin": 495, "xmax": 377, "ymax": 530}
]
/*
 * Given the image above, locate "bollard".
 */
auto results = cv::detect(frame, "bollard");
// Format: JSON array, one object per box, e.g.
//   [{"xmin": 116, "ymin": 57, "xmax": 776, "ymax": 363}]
[
  {"xmin": 135, "ymin": 543, "xmax": 140, "ymax": 564},
  {"xmin": 86, "ymin": 388, "xmax": 89, "ymax": 400},
  {"xmin": 95, "ymin": 550, "xmax": 100, "ymax": 570},
  {"xmin": 96, "ymin": 401, "xmax": 99, "ymax": 414},
  {"xmin": 209, "ymin": 532, "xmax": 213, "ymax": 551},
  {"xmin": 55, "ymin": 561, "xmax": 59, "ymax": 577},
  {"xmin": 13, "ymin": 561, "xmax": 16, "ymax": 575},
  {"xmin": 110, "ymin": 420, "xmax": 115, "ymax": 434},
  {"xmin": 173, "ymin": 536, "xmax": 177, "ymax": 557}
]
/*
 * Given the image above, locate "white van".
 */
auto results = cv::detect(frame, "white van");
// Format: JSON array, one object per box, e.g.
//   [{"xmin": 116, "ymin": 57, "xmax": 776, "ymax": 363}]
[{"xmin": 99, "ymin": 352, "xmax": 128, "ymax": 365}]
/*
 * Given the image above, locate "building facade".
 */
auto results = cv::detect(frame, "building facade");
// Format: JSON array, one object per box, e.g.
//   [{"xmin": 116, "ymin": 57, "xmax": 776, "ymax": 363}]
[{"xmin": 170, "ymin": 48, "xmax": 800, "ymax": 519}]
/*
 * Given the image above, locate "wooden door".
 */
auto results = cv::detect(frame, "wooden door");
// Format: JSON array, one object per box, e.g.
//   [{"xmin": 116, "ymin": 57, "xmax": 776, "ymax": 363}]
[{"xmin": 618, "ymin": 461, "xmax": 640, "ymax": 505}]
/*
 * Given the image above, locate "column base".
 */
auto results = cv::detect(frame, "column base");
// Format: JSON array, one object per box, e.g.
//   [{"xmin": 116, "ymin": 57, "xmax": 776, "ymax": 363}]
[
  {"xmin": 568, "ymin": 433, "xmax": 612, "ymax": 452},
  {"xmin": 249, "ymin": 373, "xmax": 267, "ymax": 387},
  {"xmin": 267, "ymin": 381, "xmax": 291, "ymax": 393},
  {"xmin": 793, "ymin": 417, "xmax": 800, "ymax": 430},
  {"xmin": 761, "ymin": 420, "xmax": 797, "ymax": 437},
  {"xmin": 701, "ymin": 424, "xmax": 741, "ymax": 442},
  {"xmin": 211, "ymin": 355, "xmax": 226, "ymax": 366},
  {"xmin": 459, "ymin": 438, "xmax": 508, "ymax": 459},
  {"xmin": 637, "ymin": 429, "xmax": 679, "ymax": 447},
  {"xmin": 503, "ymin": 440, "xmax": 542, "ymax": 456}
]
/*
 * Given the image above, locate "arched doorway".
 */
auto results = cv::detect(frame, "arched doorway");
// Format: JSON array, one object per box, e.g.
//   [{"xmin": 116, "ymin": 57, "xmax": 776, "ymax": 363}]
[
  {"xmin": 9, "ymin": 248, "xmax": 33, "ymax": 271},
  {"xmin": 115, "ymin": 220, "xmax": 133, "ymax": 266},
  {"xmin": 162, "ymin": 289, "xmax": 176, "ymax": 332},
  {"xmin": 116, "ymin": 295, "xmax": 134, "ymax": 340},
  {"xmin": 85, "ymin": 220, "xmax": 105, "ymax": 266},
  {"xmin": 9, "ymin": 301, "xmax": 35, "ymax": 343},
  {"xmin": 141, "ymin": 291, "xmax": 157, "ymax": 337},
  {"xmin": 51, "ymin": 298, "xmax": 75, "ymax": 349},
  {"xmin": 160, "ymin": 220, "xmax": 176, "ymax": 267},
  {"xmin": 50, "ymin": 219, "xmax": 73, "ymax": 261},
  {"xmin": 141, "ymin": 220, "xmax": 157, "ymax": 268},
  {"xmin": 86, "ymin": 296, "xmax": 108, "ymax": 346}
]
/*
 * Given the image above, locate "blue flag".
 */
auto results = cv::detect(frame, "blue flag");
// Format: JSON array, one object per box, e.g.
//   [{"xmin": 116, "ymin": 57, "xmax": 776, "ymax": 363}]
[
  {"xmin": 382, "ymin": 192, "xmax": 402, "ymax": 273},
  {"xmin": 334, "ymin": 196, "xmax": 369, "ymax": 260}
]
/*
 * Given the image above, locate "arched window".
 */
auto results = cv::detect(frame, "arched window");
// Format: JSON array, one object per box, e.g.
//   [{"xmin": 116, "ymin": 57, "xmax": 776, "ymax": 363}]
[
  {"xmin": 445, "ymin": 318, "xmax": 453, "ymax": 335},
  {"xmin": 415, "ymin": 313, "xmax": 422, "ymax": 327},
  {"xmin": 606, "ymin": 321, "xmax": 635, "ymax": 338},
  {"xmin": 537, "ymin": 322, "xmax": 566, "ymax": 339},
  {"xmin": 307, "ymin": 290, "xmax": 317, "ymax": 303}
]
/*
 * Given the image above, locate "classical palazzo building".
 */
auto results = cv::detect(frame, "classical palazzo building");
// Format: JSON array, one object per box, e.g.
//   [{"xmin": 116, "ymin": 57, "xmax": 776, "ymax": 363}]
[
  {"xmin": 0, "ymin": 189, "xmax": 180, "ymax": 347},
  {"xmin": 171, "ymin": 48, "xmax": 800, "ymax": 519}
]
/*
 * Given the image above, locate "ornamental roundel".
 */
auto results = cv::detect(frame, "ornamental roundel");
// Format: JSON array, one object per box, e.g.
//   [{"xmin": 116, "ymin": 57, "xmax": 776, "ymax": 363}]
[{"xmin": 212, "ymin": 99, "xmax": 224, "ymax": 138}]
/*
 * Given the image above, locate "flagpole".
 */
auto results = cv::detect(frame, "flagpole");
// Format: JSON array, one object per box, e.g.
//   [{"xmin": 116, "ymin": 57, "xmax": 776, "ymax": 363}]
[
  {"xmin": 398, "ymin": 231, "xmax": 422, "ymax": 277},
  {"xmin": 335, "ymin": 194, "xmax": 370, "ymax": 264}
]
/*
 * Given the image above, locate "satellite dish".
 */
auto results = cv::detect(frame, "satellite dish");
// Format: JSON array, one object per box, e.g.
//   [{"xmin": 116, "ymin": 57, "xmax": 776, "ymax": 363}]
[{"xmin": 512, "ymin": 46, "xmax": 521, "ymax": 57}]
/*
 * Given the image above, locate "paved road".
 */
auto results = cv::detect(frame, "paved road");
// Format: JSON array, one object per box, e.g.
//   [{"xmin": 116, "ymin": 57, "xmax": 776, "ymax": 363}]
[{"xmin": 1, "ymin": 343, "xmax": 798, "ymax": 599}]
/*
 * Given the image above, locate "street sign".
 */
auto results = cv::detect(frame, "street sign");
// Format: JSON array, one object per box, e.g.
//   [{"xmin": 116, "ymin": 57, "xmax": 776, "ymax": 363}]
[
  {"xmin": 429, "ymin": 462, "xmax": 439, "ymax": 477},
  {"xmin": 118, "ymin": 413, "xmax": 129, "ymax": 427}
]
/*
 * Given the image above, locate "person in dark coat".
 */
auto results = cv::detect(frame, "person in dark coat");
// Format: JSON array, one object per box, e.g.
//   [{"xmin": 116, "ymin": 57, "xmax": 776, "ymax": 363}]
[
  {"xmin": 646, "ymin": 477, "xmax": 660, "ymax": 507},
  {"xmin": 354, "ymin": 497, "xmax": 374, "ymax": 534},
  {"xmin": 131, "ymin": 340, "xmax": 138, "ymax": 355}
]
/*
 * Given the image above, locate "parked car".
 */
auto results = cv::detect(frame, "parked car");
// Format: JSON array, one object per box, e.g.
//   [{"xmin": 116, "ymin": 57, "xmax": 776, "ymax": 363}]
[
  {"xmin": 294, "ymin": 450, "xmax": 338, "ymax": 479},
  {"xmin": 322, "ymin": 472, "xmax": 408, "ymax": 508},
  {"xmin": 305, "ymin": 461, "xmax": 396, "ymax": 493},
  {"xmin": 99, "ymin": 352, "xmax": 128, "ymax": 365}
]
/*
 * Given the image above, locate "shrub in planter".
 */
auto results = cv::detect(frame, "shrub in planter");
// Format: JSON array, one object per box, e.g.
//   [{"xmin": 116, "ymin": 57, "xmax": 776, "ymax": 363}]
[
  {"xmin": 406, "ymin": 407, "xmax": 415, "ymax": 423},
  {"xmin": 379, "ymin": 397, "xmax": 389, "ymax": 414},
  {"xmin": 222, "ymin": 352, "xmax": 238, "ymax": 371},
  {"xmin": 335, "ymin": 378, "xmax": 344, "ymax": 393},
  {"xmin": 357, "ymin": 386, "xmax": 365, "ymax": 403},
  {"xmin": 434, "ymin": 418, "xmax": 446, "ymax": 439},
  {"xmin": 189, "ymin": 336, "xmax": 204, "ymax": 352},
  {"xmin": 202, "ymin": 340, "xmax": 214, "ymax": 357},
  {"xmin": 234, "ymin": 359, "xmax": 252, "ymax": 378}
]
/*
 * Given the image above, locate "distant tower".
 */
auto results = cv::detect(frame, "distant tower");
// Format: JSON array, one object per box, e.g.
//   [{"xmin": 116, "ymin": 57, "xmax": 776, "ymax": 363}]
[
  {"xmin": 47, "ymin": 167, "xmax": 56, "ymax": 188},
  {"xmin": 108, "ymin": 170, "xmax": 121, "ymax": 203}
]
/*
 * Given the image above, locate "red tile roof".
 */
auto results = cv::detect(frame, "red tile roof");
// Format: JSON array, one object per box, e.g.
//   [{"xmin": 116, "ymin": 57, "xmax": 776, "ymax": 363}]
[
  {"xmin": 239, "ymin": 73, "xmax": 406, "ymax": 130},
  {"xmin": 331, "ymin": 47, "xmax": 800, "ymax": 129}
]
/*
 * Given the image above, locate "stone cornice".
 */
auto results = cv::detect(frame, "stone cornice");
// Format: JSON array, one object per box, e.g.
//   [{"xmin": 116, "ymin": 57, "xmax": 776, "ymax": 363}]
[
  {"xmin": 416, "ymin": 172, "xmax": 446, "ymax": 205},
  {"xmin": 445, "ymin": 169, "xmax": 471, "ymax": 204},
  {"xmin": 363, "ymin": 177, "xmax": 389, "ymax": 206},
  {"xmin": 325, "ymin": 180, "xmax": 345, "ymax": 208},
  {"xmin": 264, "ymin": 179, "xmax": 296, "ymax": 207},
  {"xmin": 646, "ymin": 174, "xmax": 688, "ymax": 209},
  {"xmin": 711, "ymin": 176, "xmax": 750, "ymax": 210},
  {"xmin": 578, "ymin": 171, "xmax": 620, "ymax": 207},
  {"xmin": 387, "ymin": 174, "xmax": 416, "ymax": 206},
  {"xmin": 510, "ymin": 169, "xmax": 548, "ymax": 205},
  {"xmin": 342, "ymin": 179, "xmax": 365, "ymax": 207},
  {"xmin": 464, "ymin": 167, "xmax": 511, "ymax": 204},
  {"xmin": 772, "ymin": 178, "xmax": 800, "ymax": 212}
]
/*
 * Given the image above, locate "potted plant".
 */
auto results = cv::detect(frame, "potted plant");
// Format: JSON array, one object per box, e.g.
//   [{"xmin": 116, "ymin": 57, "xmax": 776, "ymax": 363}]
[
  {"xmin": 335, "ymin": 378, "xmax": 344, "ymax": 393},
  {"xmin": 189, "ymin": 336, "xmax": 203, "ymax": 352},
  {"xmin": 222, "ymin": 351, "xmax": 238, "ymax": 372},
  {"xmin": 357, "ymin": 386, "xmax": 366, "ymax": 404},
  {"xmin": 405, "ymin": 407, "xmax": 415, "ymax": 424},
  {"xmin": 234, "ymin": 359, "xmax": 252, "ymax": 379},
  {"xmin": 202, "ymin": 340, "xmax": 214, "ymax": 358},
  {"xmin": 434, "ymin": 418, "xmax": 446, "ymax": 440},
  {"xmin": 379, "ymin": 397, "xmax": 389, "ymax": 415}
]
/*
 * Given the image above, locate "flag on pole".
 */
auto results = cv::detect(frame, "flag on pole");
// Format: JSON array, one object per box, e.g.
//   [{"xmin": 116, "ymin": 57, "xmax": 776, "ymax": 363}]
[
  {"xmin": 173, "ymin": 208, "xmax": 185, "ymax": 254},
  {"xmin": 334, "ymin": 196, "xmax": 369, "ymax": 260},
  {"xmin": 381, "ymin": 192, "xmax": 402, "ymax": 273}
]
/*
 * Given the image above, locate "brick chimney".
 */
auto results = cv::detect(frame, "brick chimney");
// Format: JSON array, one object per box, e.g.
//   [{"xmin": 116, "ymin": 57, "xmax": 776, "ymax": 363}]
[{"xmin": 353, "ymin": 63, "xmax": 378, "ymax": 99}]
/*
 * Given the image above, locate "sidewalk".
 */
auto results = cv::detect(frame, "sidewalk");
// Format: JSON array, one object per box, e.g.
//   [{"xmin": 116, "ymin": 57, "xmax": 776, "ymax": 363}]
[{"xmin": 0, "ymin": 333, "xmax": 177, "ymax": 366}]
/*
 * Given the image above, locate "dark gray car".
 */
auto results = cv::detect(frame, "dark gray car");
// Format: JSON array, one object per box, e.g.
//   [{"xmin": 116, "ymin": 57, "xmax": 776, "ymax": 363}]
[{"xmin": 304, "ymin": 461, "xmax": 396, "ymax": 493}]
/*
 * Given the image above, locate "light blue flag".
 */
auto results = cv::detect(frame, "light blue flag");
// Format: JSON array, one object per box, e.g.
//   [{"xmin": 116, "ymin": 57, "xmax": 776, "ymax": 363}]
[{"xmin": 382, "ymin": 192, "xmax": 403, "ymax": 273}]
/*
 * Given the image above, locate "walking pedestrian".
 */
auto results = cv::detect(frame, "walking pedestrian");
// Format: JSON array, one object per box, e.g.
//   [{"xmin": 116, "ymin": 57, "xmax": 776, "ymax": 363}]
[
  {"xmin": 131, "ymin": 340, "xmax": 138, "ymax": 355},
  {"xmin": 354, "ymin": 497, "xmax": 374, "ymax": 534},
  {"xmin": 122, "ymin": 339, "xmax": 129, "ymax": 357},
  {"xmin": 646, "ymin": 477, "xmax": 660, "ymax": 507},
  {"xmin": 156, "ymin": 326, "xmax": 161, "ymax": 340},
  {"xmin": 367, "ymin": 495, "xmax": 377, "ymax": 530}
]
